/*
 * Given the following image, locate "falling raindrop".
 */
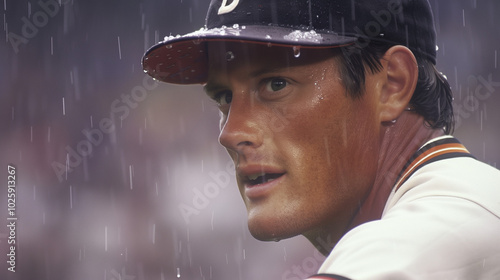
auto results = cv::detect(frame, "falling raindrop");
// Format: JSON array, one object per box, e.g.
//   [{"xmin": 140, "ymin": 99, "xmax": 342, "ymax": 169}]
[
  {"xmin": 176, "ymin": 267, "xmax": 181, "ymax": 278},
  {"xmin": 152, "ymin": 223, "xmax": 156, "ymax": 244},
  {"xmin": 50, "ymin": 36, "xmax": 53, "ymax": 55},
  {"xmin": 293, "ymin": 46, "xmax": 301, "ymax": 58},
  {"xmin": 226, "ymin": 51, "xmax": 235, "ymax": 61},
  {"xmin": 117, "ymin": 36, "xmax": 122, "ymax": 59},
  {"xmin": 62, "ymin": 97, "xmax": 66, "ymax": 115},
  {"xmin": 129, "ymin": 165, "xmax": 134, "ymax": 189},
  {"xmin": 104, "ymin": 226, "xmax": 108, "ymax": 252},
  {"xmin": 462, "ymin": 9, "xmax": 466, "ymax": 27}
]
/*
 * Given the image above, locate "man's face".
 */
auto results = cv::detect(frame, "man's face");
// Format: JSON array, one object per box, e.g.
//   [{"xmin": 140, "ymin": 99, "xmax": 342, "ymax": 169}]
[{"xmin": 205, "ymin": 42, "xmax": 382, "ymax": 242}]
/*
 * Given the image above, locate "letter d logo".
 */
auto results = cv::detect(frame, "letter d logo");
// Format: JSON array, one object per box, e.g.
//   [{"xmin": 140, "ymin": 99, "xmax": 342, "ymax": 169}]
[{"xmin": 218, "ymin": 0, "xmax": 240, "ymax": 15}]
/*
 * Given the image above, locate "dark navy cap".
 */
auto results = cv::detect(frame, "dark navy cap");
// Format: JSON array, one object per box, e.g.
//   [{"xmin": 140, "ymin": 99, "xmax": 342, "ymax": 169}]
[{"xmin": 142, "ymin": 0, "xmax": 437, "ymax": 85}]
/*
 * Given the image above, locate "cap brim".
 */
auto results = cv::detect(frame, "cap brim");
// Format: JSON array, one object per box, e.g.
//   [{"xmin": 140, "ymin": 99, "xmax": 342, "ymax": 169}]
[{"xmin": 142, "ymin": 25, "xmax": 357, "ymax": 85}]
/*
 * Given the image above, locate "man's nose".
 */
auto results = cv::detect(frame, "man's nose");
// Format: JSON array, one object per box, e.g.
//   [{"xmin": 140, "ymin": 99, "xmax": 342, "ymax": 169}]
[{"xmin": 218, "ymin": 98, "xmax": 264, "ymax": 154}]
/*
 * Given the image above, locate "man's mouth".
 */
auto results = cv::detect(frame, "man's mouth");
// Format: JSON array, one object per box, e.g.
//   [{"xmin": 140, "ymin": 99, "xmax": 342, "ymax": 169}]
[{"xmin": 246, "ymin": 173, "xmax": 285, "ymax": 186}]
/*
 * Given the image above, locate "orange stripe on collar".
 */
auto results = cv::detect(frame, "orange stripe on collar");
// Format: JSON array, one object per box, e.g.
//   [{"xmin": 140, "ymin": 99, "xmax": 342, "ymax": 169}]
[{"xmin": 394, "ymin": 137, "xmax": 474, "ymax": 191}]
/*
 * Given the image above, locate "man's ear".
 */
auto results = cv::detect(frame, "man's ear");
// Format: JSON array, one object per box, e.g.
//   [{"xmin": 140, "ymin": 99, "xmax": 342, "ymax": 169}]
[{"xmin": 378, "ymin": 45, "xmax": 418, "ymax": 123}]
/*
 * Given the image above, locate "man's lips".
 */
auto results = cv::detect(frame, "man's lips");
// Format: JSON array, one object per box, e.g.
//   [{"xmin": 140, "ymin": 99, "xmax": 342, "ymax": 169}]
[
  {"xmin": 237, "ymin": 165, "xmax": 286, "ymax": 198},
  {"xmin": 238, "ymin": 165, "xmax": 286, "ymax": 184},
  {"xmin": 245, "ymin": 173, "xmax": 284, "ymax": 186}
]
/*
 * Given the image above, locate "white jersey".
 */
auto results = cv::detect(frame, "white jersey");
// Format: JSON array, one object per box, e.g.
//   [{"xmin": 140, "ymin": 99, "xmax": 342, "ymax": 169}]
[{"xmin": 307, "ymin": 136, "xmax": 500, "ymax": 280}]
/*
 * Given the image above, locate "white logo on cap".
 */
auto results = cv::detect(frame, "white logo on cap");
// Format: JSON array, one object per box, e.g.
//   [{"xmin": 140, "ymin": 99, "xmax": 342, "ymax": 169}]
[{"xmin": 218, "ymin": 0, "xmax": 240, "ymax": 15}]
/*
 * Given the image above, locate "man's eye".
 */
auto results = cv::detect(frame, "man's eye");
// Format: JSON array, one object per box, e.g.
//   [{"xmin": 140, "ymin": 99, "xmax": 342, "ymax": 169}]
[
  {"xmin": 265, "ymin": 78, "xmax": 288, "ymax": 92},
  {"xmin": 214, "ymin": 90, "xmax": 232, "ymax": 106}
]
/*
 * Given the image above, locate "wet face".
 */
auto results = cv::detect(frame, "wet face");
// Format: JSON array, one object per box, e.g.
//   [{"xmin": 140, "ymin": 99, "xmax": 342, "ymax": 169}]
[{"xmin": 205, "ymin": 42, "xmax": 382, "ymax": 242}]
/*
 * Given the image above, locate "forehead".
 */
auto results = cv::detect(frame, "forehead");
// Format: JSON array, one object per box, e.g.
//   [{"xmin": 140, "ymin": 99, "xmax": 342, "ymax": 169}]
[{"xmin": 206, "ymin": 42, "xmax": 339, "ymax": 78}]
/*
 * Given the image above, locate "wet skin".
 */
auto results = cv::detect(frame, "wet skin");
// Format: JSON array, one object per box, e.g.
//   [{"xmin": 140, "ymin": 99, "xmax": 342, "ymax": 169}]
[{"xmin": 204, "ymin": 42, "xmax": 427, "ymax": 251}]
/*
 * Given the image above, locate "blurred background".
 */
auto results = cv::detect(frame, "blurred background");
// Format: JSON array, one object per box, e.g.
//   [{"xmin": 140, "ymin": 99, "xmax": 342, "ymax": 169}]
[{"xmin": 0, "ymin": 0, "xmax": 499, "ymax": 279}]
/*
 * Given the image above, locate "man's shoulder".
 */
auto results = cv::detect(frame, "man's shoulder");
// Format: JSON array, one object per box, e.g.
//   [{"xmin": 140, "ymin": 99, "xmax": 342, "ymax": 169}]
[
  {"xmin": 385, "ymin": 155, "xmax": 500, "ymax": 218},
  {"xmin": 315, "ymin": 154, "xmax": 500, "ymax": 279}
]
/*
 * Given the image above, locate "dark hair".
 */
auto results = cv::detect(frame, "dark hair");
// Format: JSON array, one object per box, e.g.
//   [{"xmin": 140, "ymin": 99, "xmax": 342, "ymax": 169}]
[{"xmin": 336, "ymin": 41, "xmax": 454, "ymax": 134}]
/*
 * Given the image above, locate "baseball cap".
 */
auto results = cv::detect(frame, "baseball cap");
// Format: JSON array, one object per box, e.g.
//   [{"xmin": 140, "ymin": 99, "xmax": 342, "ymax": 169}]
[{"xmin": 142, "ymin": 0, "xmax": 437, "ymax": 85}]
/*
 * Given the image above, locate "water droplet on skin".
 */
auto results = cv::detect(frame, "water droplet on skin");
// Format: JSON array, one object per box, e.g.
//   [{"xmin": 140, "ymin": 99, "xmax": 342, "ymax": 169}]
[
  {"xmin": 226, "ymin": 51, "xmax": 235, "ymax": 61},
  {"xmin": 273, "ymin": 238, "xmax": 281, "ymax": 242},
  {"xmin": 293, "ymin": 46, "xmax": 301, "ymax": 58},
  {"xmin": 166, "ymin": 44, "xmax": 173, "ymax": 49},
  {"xmin": 267, "ymin": 42, "xmax": 273, "ymax": 47}
]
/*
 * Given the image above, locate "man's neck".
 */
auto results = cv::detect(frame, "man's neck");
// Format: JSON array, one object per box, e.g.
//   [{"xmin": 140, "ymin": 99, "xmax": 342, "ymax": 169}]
[
  {"xmin": 346, "ymin": 111, "xmax": 445, "ymax": 231},
  {"xmin": 307, "ymin": 111, "xmax": 445, "ymax": 256}
]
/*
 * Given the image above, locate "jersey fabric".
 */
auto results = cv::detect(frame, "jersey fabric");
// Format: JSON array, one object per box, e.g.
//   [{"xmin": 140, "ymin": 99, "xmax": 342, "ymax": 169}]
[{"xmin": 307, "ymin": 136, "xmax": 500, "ymax": 280}]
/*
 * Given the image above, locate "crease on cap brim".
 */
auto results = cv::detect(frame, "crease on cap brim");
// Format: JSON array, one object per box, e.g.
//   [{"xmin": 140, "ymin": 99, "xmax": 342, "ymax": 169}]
[{"xmin": 142, "ymin": 25, "xmax": 357, "ymax": 85}]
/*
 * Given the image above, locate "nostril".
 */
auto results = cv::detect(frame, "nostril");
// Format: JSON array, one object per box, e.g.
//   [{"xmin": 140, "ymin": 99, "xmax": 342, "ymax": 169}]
[{"xmin": 238, "ymin": 141, "xmax": 253, "ymax": 146}]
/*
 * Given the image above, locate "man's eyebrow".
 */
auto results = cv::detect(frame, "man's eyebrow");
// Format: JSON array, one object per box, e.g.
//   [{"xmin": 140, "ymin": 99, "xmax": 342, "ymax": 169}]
[{"xmin": 249, "ymin": 67, "xmax": 286, "ymax": 78}]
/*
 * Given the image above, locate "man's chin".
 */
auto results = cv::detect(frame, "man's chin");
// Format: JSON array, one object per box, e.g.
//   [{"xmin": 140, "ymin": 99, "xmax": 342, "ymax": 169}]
[{"xmin": 247, "ymin": 219, "xmax": 298, "ymax": 242}]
